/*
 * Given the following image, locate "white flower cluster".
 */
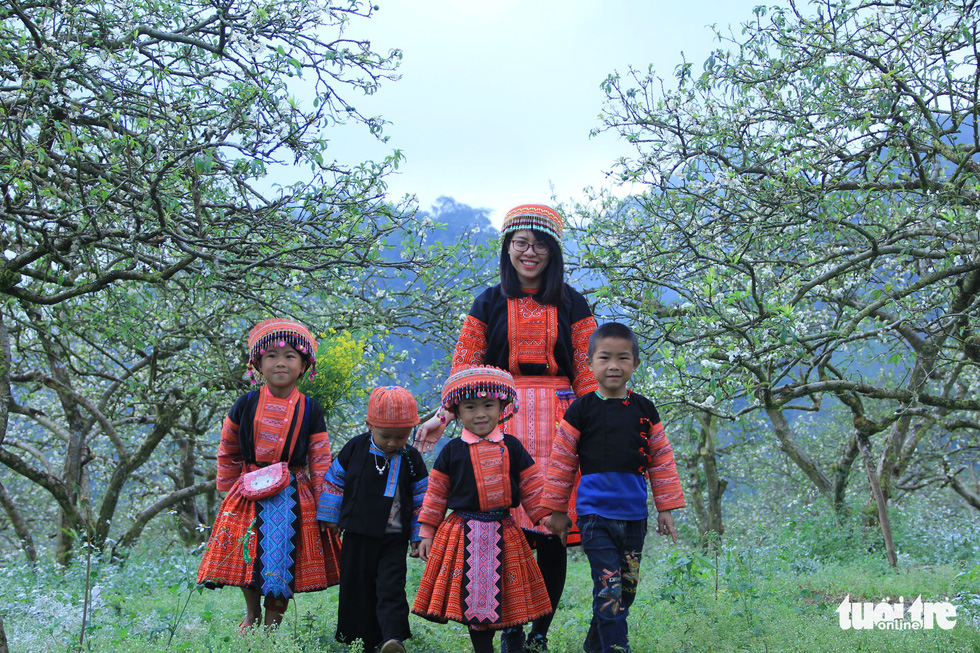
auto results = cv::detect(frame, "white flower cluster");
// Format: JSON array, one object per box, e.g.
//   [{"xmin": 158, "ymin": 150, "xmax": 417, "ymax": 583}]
[{"xmin": 727, "ymin": 350, "xmax": 748, "ymax": 363}]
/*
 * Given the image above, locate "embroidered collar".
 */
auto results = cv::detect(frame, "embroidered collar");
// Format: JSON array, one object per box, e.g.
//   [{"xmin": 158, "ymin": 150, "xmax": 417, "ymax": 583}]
[
  {"xmin": 461, "ymin": 427, "xmax": 504, "ymax": 444},
  {"xmin": 368, "ymin": 441, "xmax": 407, "ymax": 457},
  {"xmin": 595, "ymin": 389, "xmax": 632, "ymax": 404},
  {"xmin": 263, "ymin": 385, "xmax": 300, "ymax": 402}
]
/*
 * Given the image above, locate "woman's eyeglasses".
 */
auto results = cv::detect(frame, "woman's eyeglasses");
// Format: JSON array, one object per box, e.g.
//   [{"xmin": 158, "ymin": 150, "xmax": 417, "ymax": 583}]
[{"xmin": 510, "ymin": 239, "xmax": 549, "ymax": 255}]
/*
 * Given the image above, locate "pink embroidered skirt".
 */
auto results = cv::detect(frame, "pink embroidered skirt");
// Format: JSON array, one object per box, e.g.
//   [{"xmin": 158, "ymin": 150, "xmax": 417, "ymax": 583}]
[{"xmin": 412, "ymin": 511, "xmax": 552, "ymax": 629}]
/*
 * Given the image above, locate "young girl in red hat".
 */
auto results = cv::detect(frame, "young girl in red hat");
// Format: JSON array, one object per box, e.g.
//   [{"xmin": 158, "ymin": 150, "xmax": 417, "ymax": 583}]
[
  {"xmin": 197, "ymin": 319, "xmax": 341, "ymax": 630},
  {"xmin": 412, "ymin": 365, "xmax": 552, "ymax": 653}
]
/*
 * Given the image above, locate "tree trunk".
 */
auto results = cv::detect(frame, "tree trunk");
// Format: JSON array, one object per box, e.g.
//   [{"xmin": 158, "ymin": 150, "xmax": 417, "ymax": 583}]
[
  {"xmin": 205, "ymin": 483, "xmax": 217, "ymax": 534},
  {"xmin": 878, "ymin": 414, "xmax": 934, "ymax": 503},
  {"xmin": 112, "ymin": 481, "xmax": 213, "ymax": 559},
  {"xmin": 0, "ymin": 479, "xmax": 37, "ymax": 565},
  {"xmin": 55, "ymin": 430, "xmax": 85, "ymax": 565},
  {"xmin": 832, "ymin": 434, "xmax": 859, "ymax": 515},
  {"xmin": 0, "ymin": 318, "xmax": 22, "ymax": 649},
  {"xmin": 25, "ymin": 307, "xmax": 89, "ymax": 564},
  {"xmin": 92, "ymin": 402, "xmax": 179, "ymax": 550},
  {"xmin": 764, "ymin": 406, "xmax": 842, "ymax": 516},
  {"xmin": 685, "ymin": 453, "xmax": 710, "ymax": 542},
  {"xmin": 697, "ymin": 412, "xmax": 725, "ymax": 540},
  {"xmin": 175, "ymin": 432, "xmax": 207, "ymax": 544},
  {"xmin": 0, "ymin": 313, "xmax": 10, "ymax": 447},
  {"xmin": 835, "ymin": 388, "xmax": 898, "ymax": 567},
  {"xmin": 685, "ymin": 412, "xmax": 727, "ymax": 548},
  {"xmin": 856, "ymin": 432, "xmax": 898, "ymax": 567},
  {"xmin": 947, "ymin": 472, "xmax": 980, "ymax": 512},
  {"xmin": 877, "ymin": 413, "xmax": 912, "ymax": 502},
  {"xmin": 0, "ymin": 313, "xmax": 36, "ymax": 568}
]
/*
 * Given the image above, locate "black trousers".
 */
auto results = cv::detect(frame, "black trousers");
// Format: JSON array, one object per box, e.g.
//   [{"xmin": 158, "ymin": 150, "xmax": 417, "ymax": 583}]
[{"xmin": 336, "ymin": 531, "xmax": 412, "ymax": 650}]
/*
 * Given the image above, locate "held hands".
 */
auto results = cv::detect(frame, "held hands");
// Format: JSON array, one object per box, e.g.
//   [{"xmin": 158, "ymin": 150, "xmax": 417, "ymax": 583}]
[
  {"xmin": 409, "ymin": 541, "xmax": 420, "ymax": 558},
  {"xmin": 544, "ymin": 511, "xmax": 571, "ymax": 546},
  {"xmin": 414, "ymin": 412, "xmax": 449, "ymax": 454},
  {"xmin": 418, "ymin": 537, "xmax": 433, "ymax": 561},
  {"xmin": 657, "ymin": 510, "xmax": 677, "ymax": 543},
  {"xmin": 318, "ymin": 521, "xmax": 340, "ymax": 537}
]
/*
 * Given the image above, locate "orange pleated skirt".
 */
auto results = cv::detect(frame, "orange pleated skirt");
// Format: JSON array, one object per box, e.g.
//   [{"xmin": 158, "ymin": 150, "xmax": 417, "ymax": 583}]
[
  {"xmin": 197, "ymin": 470, "xmax": 340, "ymax": 594},
  {"xmin": 412, "ymin": 512, "xmax": 552, "ymax": 629}
]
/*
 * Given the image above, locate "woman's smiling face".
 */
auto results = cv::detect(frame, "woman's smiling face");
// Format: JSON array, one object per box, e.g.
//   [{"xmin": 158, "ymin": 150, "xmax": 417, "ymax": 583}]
[{"xmin": 507, "ymin": 229, "xmax": 551, "ymax": 289}]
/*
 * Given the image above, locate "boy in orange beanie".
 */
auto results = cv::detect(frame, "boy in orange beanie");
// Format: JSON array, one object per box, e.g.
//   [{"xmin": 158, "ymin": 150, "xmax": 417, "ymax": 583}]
[{"xmin": 318, "ymin": 386, "xmax": 428, "ymax": 653}]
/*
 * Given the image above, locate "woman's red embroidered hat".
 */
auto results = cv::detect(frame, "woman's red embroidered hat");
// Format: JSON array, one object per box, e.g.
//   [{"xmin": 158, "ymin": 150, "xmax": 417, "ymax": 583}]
[
  {"xmin": 247, "ymin": 318, "xmax": 319, "ymax": 383},
  {"xmin": 500, "ymin": 203, "xmax": 563, "ymax": 244},
  {"xmin": 441, "ymin": 365, "xmax": 520, "ymax": 423}
]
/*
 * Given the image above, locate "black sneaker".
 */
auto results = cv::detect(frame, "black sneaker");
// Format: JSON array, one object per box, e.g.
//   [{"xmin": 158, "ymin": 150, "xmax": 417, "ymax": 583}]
[
  {"xmin": 500, "ymin": 626, "xmax": 525, "ymax": 653},
  {"xmin": 526, "ymin": 632, "xmax": 548, "ymax": 652}
]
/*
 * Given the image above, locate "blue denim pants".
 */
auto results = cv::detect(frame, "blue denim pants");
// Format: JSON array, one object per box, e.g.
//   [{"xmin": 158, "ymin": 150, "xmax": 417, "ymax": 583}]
[{"xmin": 578, "ymin": 514, "xmax": 646, "ymax": 653}]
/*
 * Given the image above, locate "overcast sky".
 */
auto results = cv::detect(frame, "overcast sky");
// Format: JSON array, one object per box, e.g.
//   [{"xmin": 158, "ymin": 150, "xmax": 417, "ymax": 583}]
[{"xmin": 327, "ymin": 0, "xmax": 776, "ymax": 224}]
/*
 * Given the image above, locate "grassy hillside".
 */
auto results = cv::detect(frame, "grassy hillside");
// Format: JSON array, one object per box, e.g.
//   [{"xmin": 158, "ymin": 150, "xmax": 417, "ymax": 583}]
[{"xmin": 3, "ymin": 497, "xmax": 977, "ymax": 652}]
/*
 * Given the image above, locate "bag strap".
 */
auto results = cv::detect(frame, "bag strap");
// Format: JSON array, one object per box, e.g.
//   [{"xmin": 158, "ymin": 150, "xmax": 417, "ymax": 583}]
[
  {"xmin": 288, "ymin": 397, "xmax": 304, "ymax": 463},
  {"xmin": 270, "ymin": 392, "xmax": 307, "ymax": 464}
]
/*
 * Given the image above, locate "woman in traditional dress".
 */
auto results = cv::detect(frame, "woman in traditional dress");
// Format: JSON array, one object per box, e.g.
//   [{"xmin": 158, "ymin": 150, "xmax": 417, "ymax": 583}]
[
  {"xmin": 197, "ymin": 319, "xmax": 341, "ymax": 630},
  {"xmin": 416, "ymin": 204, "xmax": 598, "ymax": 652}
]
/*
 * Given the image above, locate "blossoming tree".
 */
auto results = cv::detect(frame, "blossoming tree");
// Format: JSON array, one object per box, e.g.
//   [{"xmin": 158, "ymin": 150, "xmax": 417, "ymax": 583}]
[
  {"xmin": 577, "ymin": 0, "xmax": 980, "ymax": 564},
  {"xmin": 0, "ymin": 0, "xmax": 428, "ymax": 563}
]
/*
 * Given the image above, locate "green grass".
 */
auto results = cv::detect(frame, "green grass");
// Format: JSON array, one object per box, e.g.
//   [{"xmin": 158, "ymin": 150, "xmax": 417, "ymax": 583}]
[{"xmin": 2, "ymin": 527, "xmax": 977, "ymax": 653}]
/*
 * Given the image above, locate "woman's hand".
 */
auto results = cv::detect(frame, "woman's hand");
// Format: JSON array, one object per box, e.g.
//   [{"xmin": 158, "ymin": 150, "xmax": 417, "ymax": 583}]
[{"xmin": 414, "ymin": 412, "xmax": 448, "ymax": 454}]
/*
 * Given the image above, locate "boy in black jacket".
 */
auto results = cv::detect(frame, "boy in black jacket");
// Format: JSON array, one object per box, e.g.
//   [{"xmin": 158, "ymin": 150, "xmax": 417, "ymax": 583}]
[{"xmin": 317, "ymin": 386, "xmax": 428, "ymax": 653}]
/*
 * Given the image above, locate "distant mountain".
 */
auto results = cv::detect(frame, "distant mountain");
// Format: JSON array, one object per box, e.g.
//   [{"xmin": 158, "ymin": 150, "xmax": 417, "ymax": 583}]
[
  {"xmin": 422, "ymin": 196, "xmax": 497, "ymax": 239},
  {"xmin": 377, "ymin": 197, "xmax": 498, "ymax": 401}
]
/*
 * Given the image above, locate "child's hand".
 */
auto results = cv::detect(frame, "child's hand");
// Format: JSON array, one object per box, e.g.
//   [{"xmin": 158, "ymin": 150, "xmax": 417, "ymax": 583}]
[
  {"xmin": 318, "ymin": 521, "xmax": 340, "ymax": 537},
  {"xmin": 409, "ymin": 541, "xmax": 420, "ymax": 558},
  {"xmin": 545, "ymin": 512, "xmax": 571, "ymax": 546},
  {"xmin": 418, "ymin": 537, "xmax": 433, "ymax": 561},
  {"xmin": 657, "ymin": 510, "xmax": 677, "ymax": 543}
]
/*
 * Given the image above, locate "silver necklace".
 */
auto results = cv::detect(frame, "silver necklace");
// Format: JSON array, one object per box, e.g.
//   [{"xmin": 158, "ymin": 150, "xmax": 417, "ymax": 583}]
[{"xmin": 373, "ymin": 454, "xmax": 389, "ymax": 475}]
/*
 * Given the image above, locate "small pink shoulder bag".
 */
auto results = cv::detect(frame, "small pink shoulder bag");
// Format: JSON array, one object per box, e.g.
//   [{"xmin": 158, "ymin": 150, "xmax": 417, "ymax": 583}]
[{"xmin": 240, "ymin": 462, "xmax": 290, "ymax": 500}]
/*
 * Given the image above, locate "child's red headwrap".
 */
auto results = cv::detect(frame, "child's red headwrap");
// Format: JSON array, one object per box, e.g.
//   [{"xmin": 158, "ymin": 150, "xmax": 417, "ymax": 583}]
[{"xmin": 367, "ymin": 385, "xmax": 419, "ymax": 428}]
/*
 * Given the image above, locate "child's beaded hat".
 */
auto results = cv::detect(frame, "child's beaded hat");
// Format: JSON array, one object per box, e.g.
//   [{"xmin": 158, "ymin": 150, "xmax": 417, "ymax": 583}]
[
  {"xmin": 500, "ymin": 203, "xmax": 563, "ymax": 245},
  {"xmin": 441, "ymin": 365, "xmax": 519, "ymax": 423},
  {"xmin": 247, "ymin": 318, "xmax": 318, "ymax": 384},
  {"xmin": 367, "ymin": 385, "xmax": 419, "ymax": 428}
]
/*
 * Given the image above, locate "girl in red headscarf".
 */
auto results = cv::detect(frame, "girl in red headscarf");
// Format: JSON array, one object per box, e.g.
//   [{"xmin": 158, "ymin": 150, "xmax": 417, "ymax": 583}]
[{"xmin": 197, "ymin": 319, "xmax": 341, "ymax": 630}]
